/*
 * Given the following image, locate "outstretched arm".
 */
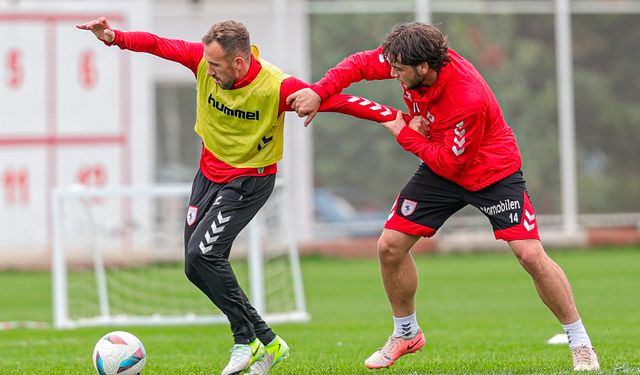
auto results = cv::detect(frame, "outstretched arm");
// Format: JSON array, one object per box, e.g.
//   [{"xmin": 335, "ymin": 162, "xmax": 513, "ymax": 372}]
[
  {"xmin": 286, "ymin": 47, "xmax": 392, "ymax": 125},
  {"xmin": 311, "ymin": 47, "xmax": 393, "ymax": 100},
  {"xmin": 76, "ymin": 17, "xmax": 203, "ymax": 76},
  {"xmin": 280, "ymin": 76, "xmax": 401, "ymax": 124}
]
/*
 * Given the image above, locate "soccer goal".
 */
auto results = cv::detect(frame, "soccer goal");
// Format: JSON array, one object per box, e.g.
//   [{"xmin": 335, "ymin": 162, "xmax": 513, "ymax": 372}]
[{"xmin": 52, "ymin": 183, "xmax": 309, "ymax": 329}]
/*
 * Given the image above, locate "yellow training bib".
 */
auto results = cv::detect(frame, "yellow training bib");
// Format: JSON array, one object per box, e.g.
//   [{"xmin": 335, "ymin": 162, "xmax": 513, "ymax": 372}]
[{"xmin": 194, "ymin": 46, "xmax": 289, "ymax": 168}]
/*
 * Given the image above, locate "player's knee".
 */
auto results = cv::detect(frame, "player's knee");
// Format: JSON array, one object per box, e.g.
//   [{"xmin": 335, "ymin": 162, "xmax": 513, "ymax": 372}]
[
  {"xmin": 185, "ymin": 236, "xmax": 211, "ymax": 267},
  {"xmin": 377, "ymin": 236, "xmax": 404, "ymax": 264},
  {"xmin": 512, "ymin": 240, "xmax": 545, "ymax": 270},
  {"xmin": 184, "ymin": 263, "xmax": 198, "ymax": 284},
  {"xmin": 184, "ymin": 247, "xmax": 201, "ymax": 281}
]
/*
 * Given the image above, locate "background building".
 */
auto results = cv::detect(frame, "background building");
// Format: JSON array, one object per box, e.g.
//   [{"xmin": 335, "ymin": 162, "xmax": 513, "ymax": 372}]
[{"xmin": 1, "ymin": 0, "xmax": 639, "ymax": 268}]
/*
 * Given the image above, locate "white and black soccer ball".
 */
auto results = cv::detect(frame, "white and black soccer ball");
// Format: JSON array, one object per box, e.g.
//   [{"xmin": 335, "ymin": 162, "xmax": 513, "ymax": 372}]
[{"xmin": 92, "ymin": 331, "xmax": 146, "ymax": 375}]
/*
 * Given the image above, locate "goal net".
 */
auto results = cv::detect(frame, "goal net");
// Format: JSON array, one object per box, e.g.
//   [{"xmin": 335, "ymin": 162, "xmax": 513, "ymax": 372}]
[{"xmin": 52, "ymin": 183, "xmax": 309, "ymax": 329}]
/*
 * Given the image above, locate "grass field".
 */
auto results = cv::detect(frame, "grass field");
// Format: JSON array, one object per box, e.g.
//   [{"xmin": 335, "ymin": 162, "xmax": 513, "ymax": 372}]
[{"xmin": 1, "ymin": 246, "xmax": 639, "ymax": 374}]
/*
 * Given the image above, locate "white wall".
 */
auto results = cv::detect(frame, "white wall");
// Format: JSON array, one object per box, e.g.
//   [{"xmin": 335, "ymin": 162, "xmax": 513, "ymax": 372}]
[
  {"xmin": 0, "ymin": 0, "xmax": 152, "ymax": 268},
  {"xmin": 0, "ymin": 0, "xmax": 313, "ymax": 268}
]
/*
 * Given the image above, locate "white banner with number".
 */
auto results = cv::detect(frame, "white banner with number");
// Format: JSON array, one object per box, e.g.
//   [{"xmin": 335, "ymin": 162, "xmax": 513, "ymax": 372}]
[{"xmin": 0, "ymin": 1, "xmax": 151, "ymax": 267}]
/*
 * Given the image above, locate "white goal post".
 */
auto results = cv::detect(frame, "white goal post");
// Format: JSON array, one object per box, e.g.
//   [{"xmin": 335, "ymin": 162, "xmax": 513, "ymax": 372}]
[{"xmin": 52, "ymin": 183, "xmax": 309, "ymax": 329}]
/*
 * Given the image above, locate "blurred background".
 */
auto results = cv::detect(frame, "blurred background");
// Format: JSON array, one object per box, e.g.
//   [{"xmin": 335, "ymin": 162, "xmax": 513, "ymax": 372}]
[{"xmin": 1, "ymin": 0, "xmax": 639, "ymax": 269}]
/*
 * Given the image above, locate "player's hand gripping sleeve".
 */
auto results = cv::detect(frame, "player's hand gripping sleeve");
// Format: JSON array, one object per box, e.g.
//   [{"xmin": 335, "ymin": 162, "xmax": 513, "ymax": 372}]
[
  {"xmin": 311, "ymin": 47, "xmax": 393, "ymax": 100},
  {"xmin": 396, "ymin": 112, "xmax": 485, "ymax": 178},
  {"xmin": 280, "ymin": 76, "xmax": 400, "ymax": 123}
]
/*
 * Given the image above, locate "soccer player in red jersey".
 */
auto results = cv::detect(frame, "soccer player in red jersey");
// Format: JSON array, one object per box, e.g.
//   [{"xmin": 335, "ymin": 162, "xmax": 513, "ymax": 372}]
[
  {"xmin": 287, "ymin": 22, "xmax": 599, "ymax": 372},
  {"xmin": 77, "ymin": 17, "xmax": 399, "ymax": 375}
]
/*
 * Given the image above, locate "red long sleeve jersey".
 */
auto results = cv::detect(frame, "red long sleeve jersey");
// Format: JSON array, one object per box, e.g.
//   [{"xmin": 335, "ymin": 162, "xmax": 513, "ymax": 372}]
[
  {"xmin": 311, "ymin": 47, "xmax": 522, "ymax": 191},
  {"xmin": 109, "ymin": 30, "xmax": 397, "ymax": 183}
]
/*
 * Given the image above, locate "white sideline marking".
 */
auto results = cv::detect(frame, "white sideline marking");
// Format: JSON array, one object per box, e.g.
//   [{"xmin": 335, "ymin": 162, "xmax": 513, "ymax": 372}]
[{"xmin": 547, "ymin": 333, "xmax": 569, "ymax": 345}]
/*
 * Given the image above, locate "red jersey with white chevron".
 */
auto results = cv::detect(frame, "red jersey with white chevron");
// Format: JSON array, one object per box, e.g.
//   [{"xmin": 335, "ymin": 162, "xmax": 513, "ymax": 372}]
[
  {"xmin": 108, "ymin": 31, "xmax": 397, "ymax": 183},
  {"xmin": 311, "ymin": 47, "xmax": 522, "ymax": 191}
]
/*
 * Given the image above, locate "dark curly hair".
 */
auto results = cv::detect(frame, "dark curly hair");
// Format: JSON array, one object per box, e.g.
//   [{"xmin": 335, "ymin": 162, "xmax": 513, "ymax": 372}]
[{"xmin": 382, "ymin": 22, "xmax": 450, "ymax": 71}]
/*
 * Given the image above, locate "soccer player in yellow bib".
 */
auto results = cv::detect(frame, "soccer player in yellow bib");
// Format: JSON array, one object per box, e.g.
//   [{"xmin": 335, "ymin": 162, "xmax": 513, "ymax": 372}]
[{"xmin": 77, "ymin": 17, "xmax": 399, "ymax": 375}]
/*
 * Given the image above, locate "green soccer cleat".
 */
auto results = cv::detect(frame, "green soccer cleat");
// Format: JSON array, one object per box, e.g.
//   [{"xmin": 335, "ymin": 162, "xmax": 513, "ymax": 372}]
[
  {"xmin": 246, "ymin": 335, "xmax": 290, "ymax": 375},
  {"xmin": 221, "ymin": 338, "xmax": 266, "ymax": 375}
]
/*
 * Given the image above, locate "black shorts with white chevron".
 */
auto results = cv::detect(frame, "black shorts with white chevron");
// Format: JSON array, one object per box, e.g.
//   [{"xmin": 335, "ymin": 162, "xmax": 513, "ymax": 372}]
[{"xmin": 385, "ymin": 164, "xmax": 540, "ymax": 241}]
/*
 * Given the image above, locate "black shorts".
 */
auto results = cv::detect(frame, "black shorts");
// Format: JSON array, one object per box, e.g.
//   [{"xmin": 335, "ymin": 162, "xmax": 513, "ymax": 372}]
[
  {"xmin": 184, "ymin": 171, "xmax": 276, "ymax": 259},
  {"xmin": 384, "ymin": 164, "xmax": 540, "ymax": 241}
]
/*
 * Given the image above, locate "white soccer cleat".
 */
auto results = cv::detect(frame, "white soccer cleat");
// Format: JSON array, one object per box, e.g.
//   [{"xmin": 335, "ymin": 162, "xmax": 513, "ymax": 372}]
[
  {"xmin": 220, "ymin": 339, "xmax": 266, "ymax": 375},
  {"xmin": 572, "ymin": 345, "xmax": 600, "ymax": 371},
  {"xmin": 364, "ymin": 330, "xmax": 425, "ymax": 369}
]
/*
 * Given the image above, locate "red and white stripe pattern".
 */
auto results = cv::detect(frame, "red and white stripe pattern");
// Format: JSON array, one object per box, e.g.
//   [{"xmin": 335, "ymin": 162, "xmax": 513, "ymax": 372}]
[
  {"xmin": 347, "ymin": 96, "xmax": 393, "ymax": 117},
  {"xmin": 106, "ymin": 333, "xmax": 128, "ymax": 345}
]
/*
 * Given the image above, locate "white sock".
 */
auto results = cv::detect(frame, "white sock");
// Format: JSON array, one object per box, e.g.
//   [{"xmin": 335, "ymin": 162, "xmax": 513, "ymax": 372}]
[
  {"xmin": 392, "ymin": 312, "xmax": 419, "ymax": 338},
  {"xmin": 562, "ymin": 319, "xmax": 592, "ymax": 350}
]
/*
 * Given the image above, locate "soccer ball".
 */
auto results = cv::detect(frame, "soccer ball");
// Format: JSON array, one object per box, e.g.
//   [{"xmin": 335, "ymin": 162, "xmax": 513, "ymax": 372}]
[{"xmin": 92, "ymin": 331, "xmax": 146, "ymax": 375}]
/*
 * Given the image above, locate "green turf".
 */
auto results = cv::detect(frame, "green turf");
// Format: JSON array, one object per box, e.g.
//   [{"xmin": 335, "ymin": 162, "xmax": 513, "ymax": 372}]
[{"xmin": 1, "ymin": 247, "xmax": 639, "ymax": 374}]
